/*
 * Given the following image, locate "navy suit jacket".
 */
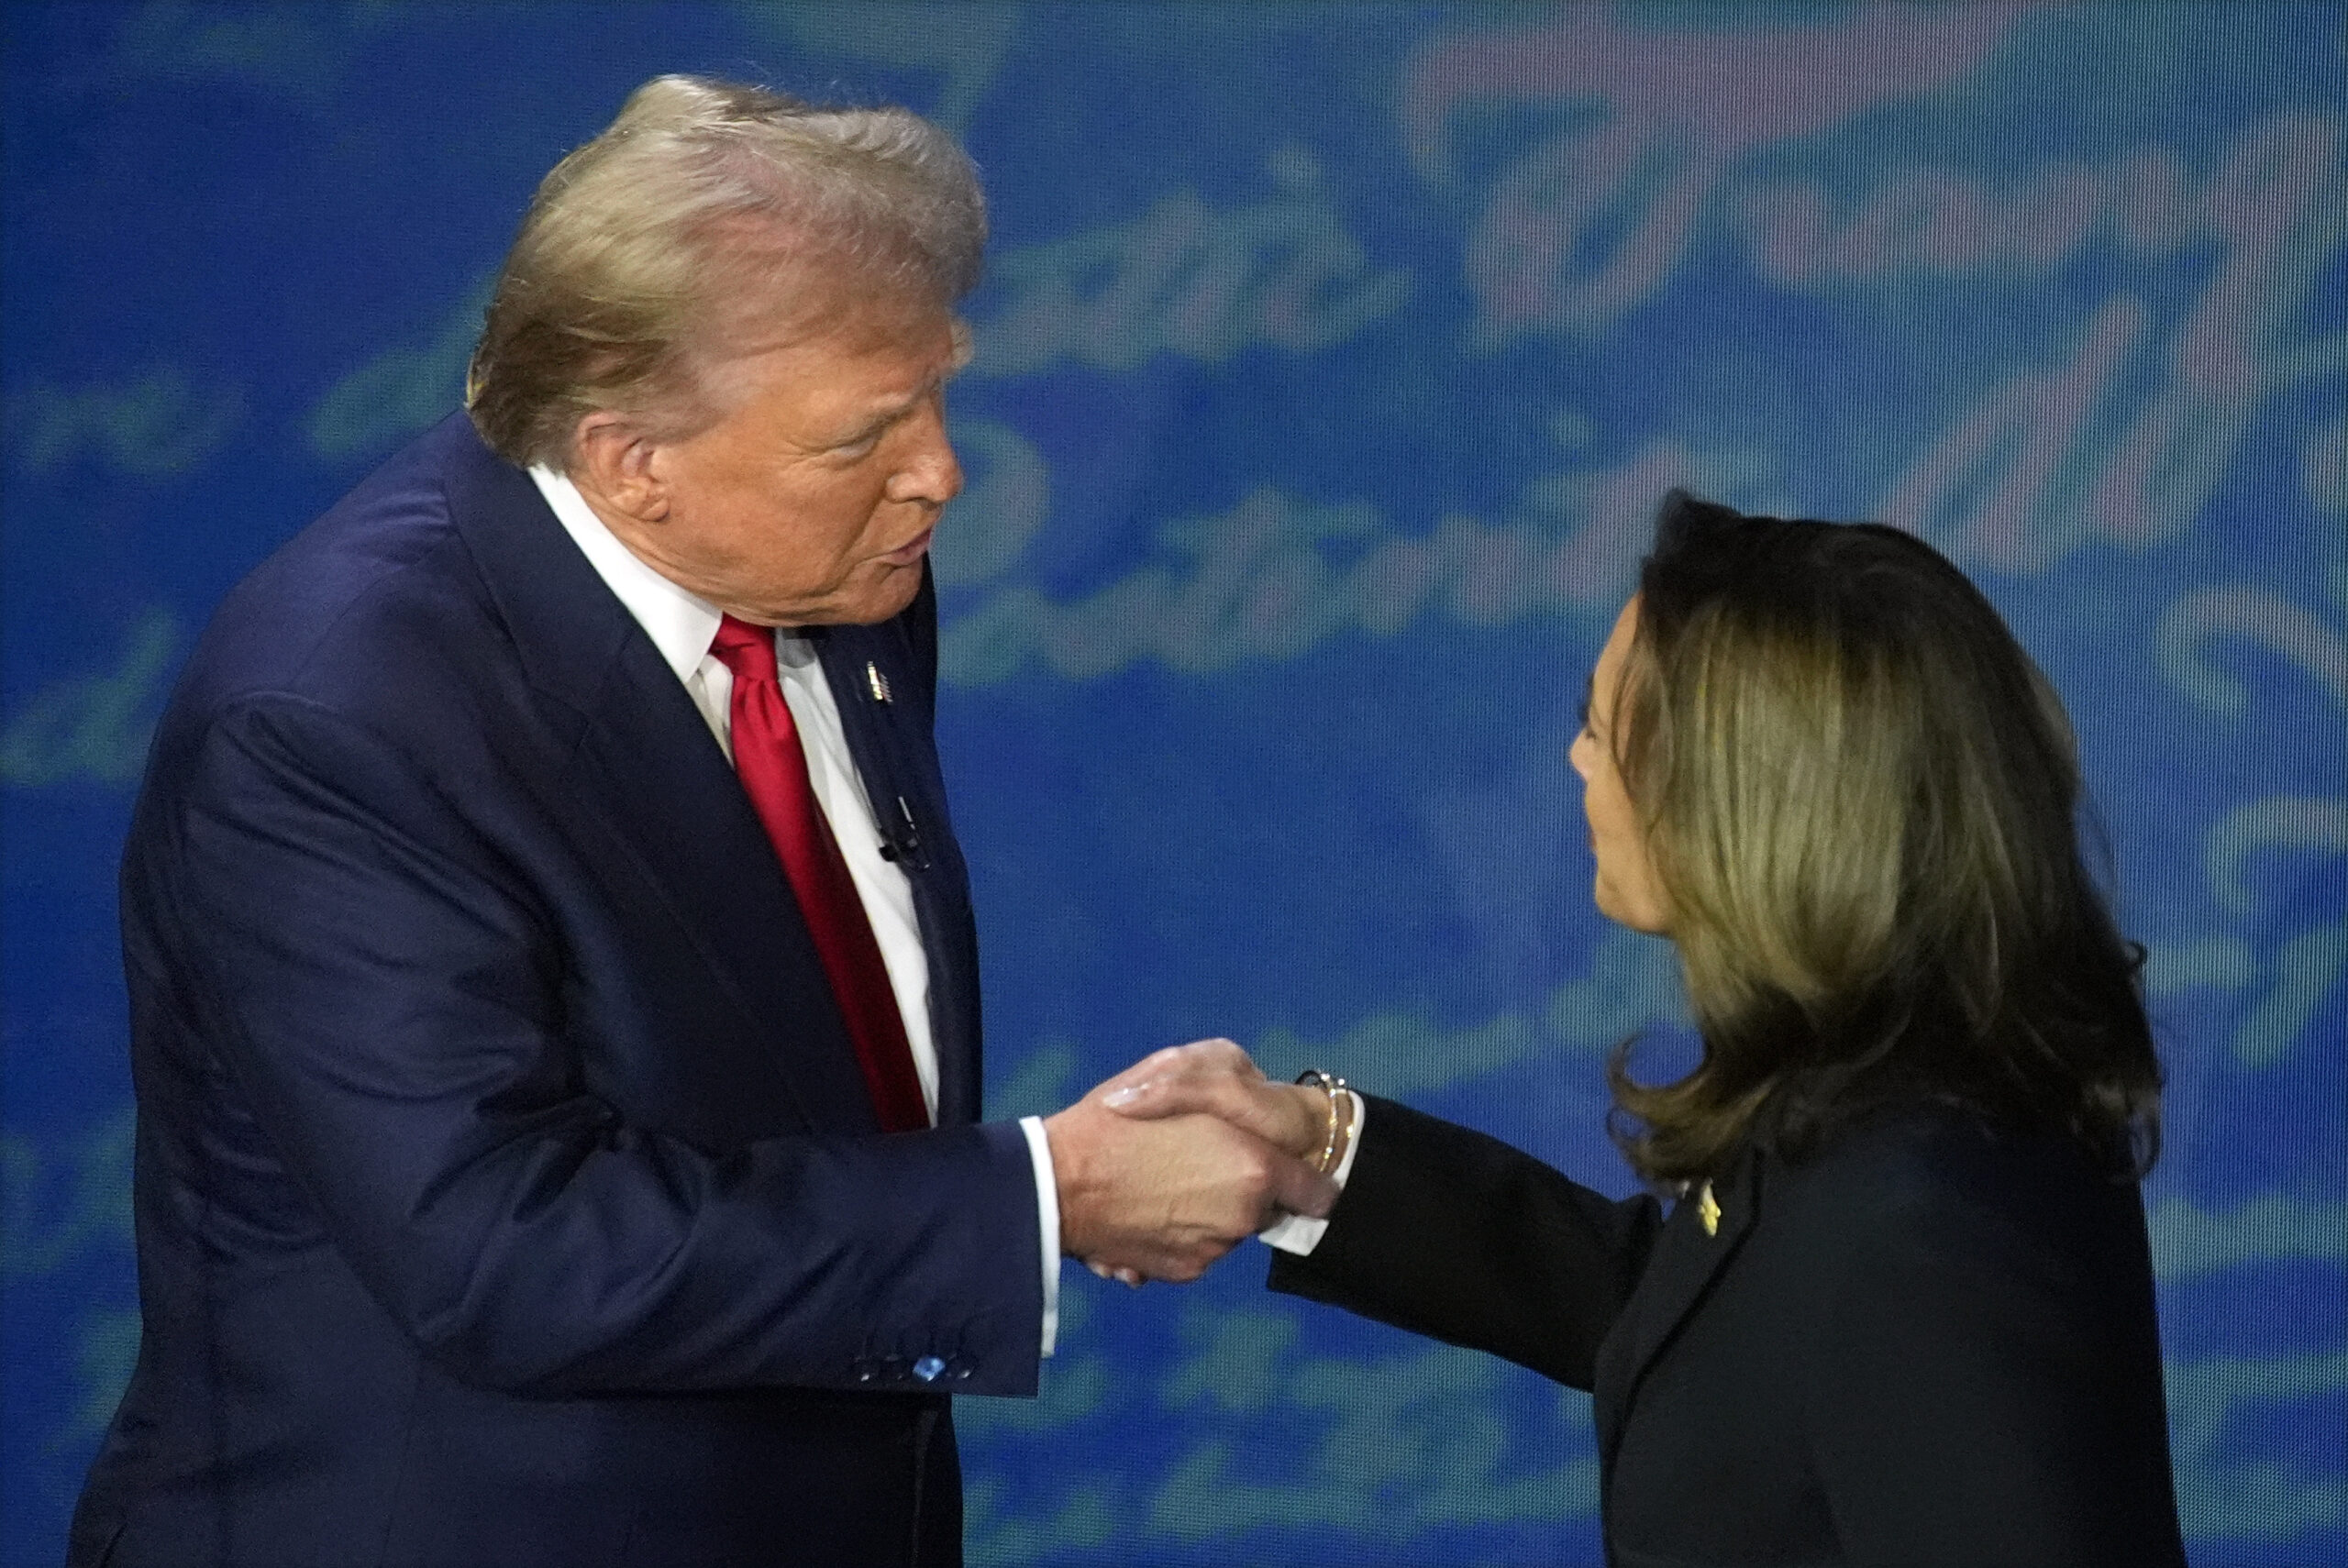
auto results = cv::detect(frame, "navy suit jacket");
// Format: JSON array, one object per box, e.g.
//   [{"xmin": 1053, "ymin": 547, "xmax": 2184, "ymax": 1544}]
[
  {"xmin": 1272, "ymin": 1097, "xmax": 2187, "ymax": 1568},
  {"xmin": 71, "ymin": 414, "xmax": 1043, "ymax": 1568}
]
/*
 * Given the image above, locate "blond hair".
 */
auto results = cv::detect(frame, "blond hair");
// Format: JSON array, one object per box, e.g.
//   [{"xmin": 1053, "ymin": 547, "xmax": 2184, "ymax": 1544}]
[
  {"xmin": 466, "ymin": 74, "xmax": 985, "ymax": 468},
  {"xmin": 1607, "ymin": 492, "xmax": 2159, "ymax": 1184}
]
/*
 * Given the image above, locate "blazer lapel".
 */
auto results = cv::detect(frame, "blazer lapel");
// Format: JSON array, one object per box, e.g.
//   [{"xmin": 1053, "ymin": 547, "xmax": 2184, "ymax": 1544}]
[
  {"xmin": 565, "ymin": 658, "xmax": 881, "ymax": 1133},
  {"xmin": 1591, "ymin": 1146, "xmax": 1764, "ymax": 1468},
  {"xmin": 435, "ymin": 415, "xmax": 879, "ymax": 1132},
  {"xmin": 814, "ymin": 623, "xmax": 984, "ymax": 1127}
]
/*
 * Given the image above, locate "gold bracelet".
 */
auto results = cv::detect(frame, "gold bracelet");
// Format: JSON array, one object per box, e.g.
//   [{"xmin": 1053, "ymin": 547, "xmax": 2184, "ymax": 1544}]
[{"xmin": 1294, "ymin": 1069, "xmax": 1349, "ymax": 1174}]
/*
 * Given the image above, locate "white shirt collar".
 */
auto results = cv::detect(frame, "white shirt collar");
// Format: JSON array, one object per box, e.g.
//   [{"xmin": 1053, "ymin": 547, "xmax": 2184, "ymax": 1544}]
[{"xmin": 529, "ymin": 465, "xmax": 722, "ymax": 683}]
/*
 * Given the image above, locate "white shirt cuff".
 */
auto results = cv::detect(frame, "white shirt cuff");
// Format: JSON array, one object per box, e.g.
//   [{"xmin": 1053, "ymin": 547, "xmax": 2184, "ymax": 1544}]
[
  {"xmin": 1017, "ymin": 1115, "xmax": 1060, "ymax": 1357},
  {"xmin": 1259, "ymin": 1089, "xmax": 1365, "ymax": 1256}
]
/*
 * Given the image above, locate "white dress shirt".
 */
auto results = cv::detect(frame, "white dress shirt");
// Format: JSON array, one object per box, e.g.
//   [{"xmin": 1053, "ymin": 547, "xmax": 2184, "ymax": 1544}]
[{"xmin": 529, "ymin": 466, "xmax": 1062, "ymax": 1354}]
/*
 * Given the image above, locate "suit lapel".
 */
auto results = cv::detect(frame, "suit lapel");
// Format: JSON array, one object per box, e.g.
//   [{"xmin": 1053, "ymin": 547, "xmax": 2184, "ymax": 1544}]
[
  {"xmin": 565, "ymin": 658, "xmax": 881, "ymax": 1132},
  {"xmin": 814, "ymin": 621, "xmax": 984, "ymax": 1126},
  {"xmin": 434, "ymin": 415, "xmax": 878, "ymax": 1132},
  {"xmin": 1592, "ymin": 1146, "xmax": 1764, "ymax": 1467}
]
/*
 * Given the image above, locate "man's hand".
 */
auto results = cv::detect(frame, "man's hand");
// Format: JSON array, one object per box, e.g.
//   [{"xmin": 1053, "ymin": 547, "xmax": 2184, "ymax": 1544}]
[
  {"xmin": 1045, "ymin": 1042, "xmax": 1337, "ymax": 1285},
  {"xmin": 1097, "ymin": 1037, "xmax": 1331, "ymax": 1162}
]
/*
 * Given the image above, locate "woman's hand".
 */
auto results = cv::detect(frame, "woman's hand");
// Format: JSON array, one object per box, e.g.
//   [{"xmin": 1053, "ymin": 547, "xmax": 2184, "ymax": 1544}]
[{"xmin": 1099, "ymin": 1038, "xmax": 1330, "ymax": 1165}]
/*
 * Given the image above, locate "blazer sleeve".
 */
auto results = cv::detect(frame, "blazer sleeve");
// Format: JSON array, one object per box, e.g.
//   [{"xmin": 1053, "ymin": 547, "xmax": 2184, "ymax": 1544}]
[
  {"xmin": 1267, "ymin": 1096, "xmax": 1665, "ymax": 1389},
  {"xmin": 149, "ymin": 690, "xmax": 1045, "ymax": 1399},
  {"xmin": 1802, "ymin": 1143, "xmax": 2187, "ymax": 1567}
]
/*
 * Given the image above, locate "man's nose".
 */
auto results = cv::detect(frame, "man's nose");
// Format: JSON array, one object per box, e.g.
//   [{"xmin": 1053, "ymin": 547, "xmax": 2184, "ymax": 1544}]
[{"xmin": 887, "ymin": 400, "xmax": 961, "ymax": 508}]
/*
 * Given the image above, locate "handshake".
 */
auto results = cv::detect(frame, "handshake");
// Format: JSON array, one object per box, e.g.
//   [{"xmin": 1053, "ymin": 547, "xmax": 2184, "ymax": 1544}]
[{"xmin": 1042, "ymin": 1040, "xmax": 1350, "ymax": 1286}]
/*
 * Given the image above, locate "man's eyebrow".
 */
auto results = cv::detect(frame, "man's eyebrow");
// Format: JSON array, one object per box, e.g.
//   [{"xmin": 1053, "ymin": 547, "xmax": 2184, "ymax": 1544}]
[
  {"xmin": 874, "ymin": 356, "xmax": 959, "ymax": 416},
  {"xmin": 852, "ymin": 398, "xmax": 917, "ymax": 434},
  {"xmin": 840, "ymin": 374, "xmax": 945, "ymax": 441},
  {"xmin": 1578, "ymin": 672, "xmax": 1596, "ymax": 730}
]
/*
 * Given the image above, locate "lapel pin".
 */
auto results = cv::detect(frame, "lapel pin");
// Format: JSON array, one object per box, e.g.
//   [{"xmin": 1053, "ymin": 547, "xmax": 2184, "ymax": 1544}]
[
  {"xmin": 865, "ymin": 661, "xmax": 892, "ymax": 704},
  {"xmin": 1697, "ymin": 1181, "xmax": 1721, "ymax": 1237}
]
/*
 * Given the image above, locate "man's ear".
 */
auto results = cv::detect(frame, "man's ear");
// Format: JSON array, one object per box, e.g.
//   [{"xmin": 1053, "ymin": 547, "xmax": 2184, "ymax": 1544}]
[{"xmin": 571, "ymin": 411, "xmax": 670, "ymax": 522}]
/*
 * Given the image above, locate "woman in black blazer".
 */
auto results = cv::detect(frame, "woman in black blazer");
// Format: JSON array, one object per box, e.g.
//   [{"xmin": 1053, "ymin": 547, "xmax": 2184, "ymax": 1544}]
[{"xmin": 1107, "ymin": 492, "xmax": 2188, "ymax": 1566}]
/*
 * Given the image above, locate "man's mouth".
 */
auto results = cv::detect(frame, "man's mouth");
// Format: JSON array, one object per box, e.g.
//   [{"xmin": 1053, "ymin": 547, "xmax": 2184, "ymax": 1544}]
[{"xmin": 878, "ymin": 529, "xmax": 935, "ymax": 566}]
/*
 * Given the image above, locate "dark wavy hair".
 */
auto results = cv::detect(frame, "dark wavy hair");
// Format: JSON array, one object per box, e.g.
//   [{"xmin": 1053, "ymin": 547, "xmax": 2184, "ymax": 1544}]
[{"xmin": 1603, "ymin": 491, "xmax": 2161, "ymax": 1185}]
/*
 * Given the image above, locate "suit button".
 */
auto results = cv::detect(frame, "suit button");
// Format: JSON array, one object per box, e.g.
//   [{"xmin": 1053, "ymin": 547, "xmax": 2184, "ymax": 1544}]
[{"xmin": 912, "ymin": 1355, "xmax": 947, "ymax": 1382}]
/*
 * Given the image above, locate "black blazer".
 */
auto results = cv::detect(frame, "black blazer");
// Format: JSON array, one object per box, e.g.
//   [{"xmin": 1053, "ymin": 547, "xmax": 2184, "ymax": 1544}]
[
  {"xmin": 1271, "ymin": 1096, "xmax": 2187, "ymax": 1567},
  {"xmin": 71, "ymin": 415, "xmax": 1040, "ymax": 1568}
]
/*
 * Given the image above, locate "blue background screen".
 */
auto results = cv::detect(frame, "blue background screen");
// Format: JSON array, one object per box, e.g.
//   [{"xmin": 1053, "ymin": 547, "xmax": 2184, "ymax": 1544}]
[{"xmin": 5, "ymin": 5, "xmax": 2342, "ymax": 1562}]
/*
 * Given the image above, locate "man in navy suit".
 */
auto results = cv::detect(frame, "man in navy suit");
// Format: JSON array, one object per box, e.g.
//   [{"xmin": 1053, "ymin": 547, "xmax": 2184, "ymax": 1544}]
[{"xmin": 69, "ymin": 76, "xmax": 1331, "ymax": 1567}]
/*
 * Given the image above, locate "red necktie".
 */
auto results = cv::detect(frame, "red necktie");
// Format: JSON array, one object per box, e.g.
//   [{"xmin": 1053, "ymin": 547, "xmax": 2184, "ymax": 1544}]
[{"xmin": 709, "ymin": 615, "xmax": 930, "ymax": 1132}]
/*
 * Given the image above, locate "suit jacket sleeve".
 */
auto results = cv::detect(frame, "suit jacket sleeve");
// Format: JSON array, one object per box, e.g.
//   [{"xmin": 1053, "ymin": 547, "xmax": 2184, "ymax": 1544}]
[
  {"xmin": 1267, "ymin": 1096, "xmax": 1664, "ymax": 1390},
  {"xmin": 150, "ymin": 687, "xmax": 1044, "ymax": 1399}
]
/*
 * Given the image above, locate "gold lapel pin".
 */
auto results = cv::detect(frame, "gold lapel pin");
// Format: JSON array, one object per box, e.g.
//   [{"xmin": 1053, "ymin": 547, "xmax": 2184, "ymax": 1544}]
[
  {"xmin": 865, "ymin": 661, "xmax": 892, "ymax": 704},
  {"xmin": 1697, "ymin": 1181, "xmax": 1722, "ymax": 1237}
]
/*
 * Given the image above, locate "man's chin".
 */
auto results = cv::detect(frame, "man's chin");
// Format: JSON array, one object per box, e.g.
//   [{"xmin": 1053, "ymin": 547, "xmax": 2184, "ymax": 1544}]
[{"xmin": 827, "ymin": 559, "xmax": 927, "ymax": 625}]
